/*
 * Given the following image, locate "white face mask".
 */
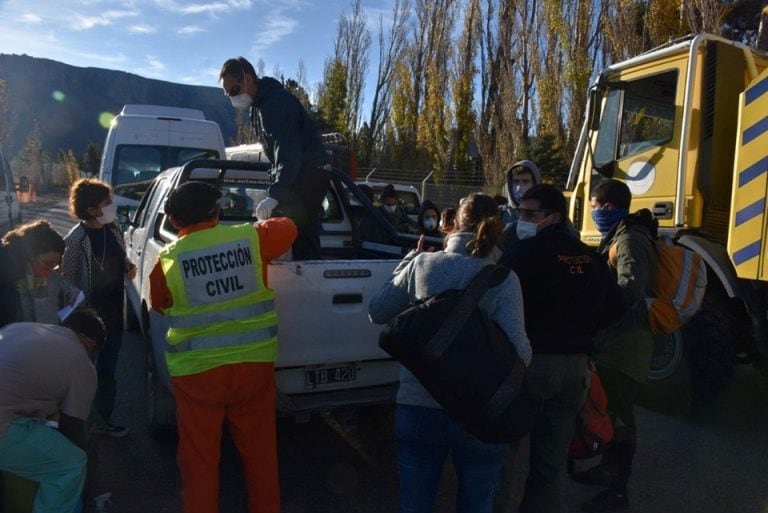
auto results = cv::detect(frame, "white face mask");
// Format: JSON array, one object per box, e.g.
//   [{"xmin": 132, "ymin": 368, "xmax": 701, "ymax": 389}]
[
  {"xmin": 512, "ymin": 184, "xmax": 530, "ymax": 204},
  {"xmin": 97, "ymin": 202, "xmax": 118, "ymax": 225},
  {"xmin": 515, "ymin": 219, "xmax": 539, "ymax": 240},
  {"xmin": 230, "ymin": 93, "xmax": 252, "ymax": 110},
  {"xmin": 422, "ymin": 218, "xmax": 437, "ymax": 231},
  {"xmin": 384, "ymin": 204, "xmax": 397, "ymax": 214}
]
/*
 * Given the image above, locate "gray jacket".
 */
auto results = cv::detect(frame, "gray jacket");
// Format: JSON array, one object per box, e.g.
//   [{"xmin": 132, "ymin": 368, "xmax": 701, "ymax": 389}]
[{"xmin": 369, "ymin": 232, "xmax": 531, "ymax": 409}]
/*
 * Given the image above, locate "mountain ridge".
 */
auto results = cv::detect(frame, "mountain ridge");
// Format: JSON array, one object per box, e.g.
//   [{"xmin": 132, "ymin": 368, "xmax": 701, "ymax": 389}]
[{"xmin": 0, "ymin": 53, "xmax": 238, "ymax": 159}]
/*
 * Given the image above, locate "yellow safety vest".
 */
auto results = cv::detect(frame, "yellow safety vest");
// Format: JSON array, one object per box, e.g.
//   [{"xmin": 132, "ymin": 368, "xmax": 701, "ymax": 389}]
[{"xmin": 160, "ymin": 223, "xmax": 277, "ymax": 377}]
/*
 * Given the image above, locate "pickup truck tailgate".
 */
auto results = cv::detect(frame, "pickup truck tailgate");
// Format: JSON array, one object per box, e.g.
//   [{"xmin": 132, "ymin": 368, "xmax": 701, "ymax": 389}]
[{"xmin": 268, "ymin": 259, "xmax": 397, "ymax": 366}]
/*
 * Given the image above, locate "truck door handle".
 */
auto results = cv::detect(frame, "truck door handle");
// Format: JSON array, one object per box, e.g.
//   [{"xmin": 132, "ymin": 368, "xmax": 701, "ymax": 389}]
[
  {"xmin": 652, "ymin": 202, "xmax": 673, "ymax": 219},
  {"xmin": 333, "ymin": 293, "xmax": 363, "ymax": 305}
]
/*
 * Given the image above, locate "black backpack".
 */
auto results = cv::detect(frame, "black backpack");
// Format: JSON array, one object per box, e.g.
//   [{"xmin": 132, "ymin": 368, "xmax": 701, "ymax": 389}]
[{"xmin": 379, "ymin": 264, "xmax": 541, "ymax": 443}]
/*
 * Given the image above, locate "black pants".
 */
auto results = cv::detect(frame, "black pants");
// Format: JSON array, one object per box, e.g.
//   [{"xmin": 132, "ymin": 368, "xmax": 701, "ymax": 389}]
[
  {"xmin": 274, "ymin": 166, "xmax": 330, "ymax": 260},
  {"xmin": 596, "ymin": 365, "xmax": 639, "ymax": 492}
]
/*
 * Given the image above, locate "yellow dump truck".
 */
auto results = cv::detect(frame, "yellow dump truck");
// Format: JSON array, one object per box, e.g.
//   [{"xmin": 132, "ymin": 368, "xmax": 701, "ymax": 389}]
[{"xmin": 567, "ymin": 33, "xmax": 768, "ymax": 412}]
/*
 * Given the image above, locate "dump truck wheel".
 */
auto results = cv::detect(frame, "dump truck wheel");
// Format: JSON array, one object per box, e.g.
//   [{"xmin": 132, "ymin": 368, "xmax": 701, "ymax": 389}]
[{"xmin": 638, "ymin": 286, "xmax": 738, "ymax": 415}]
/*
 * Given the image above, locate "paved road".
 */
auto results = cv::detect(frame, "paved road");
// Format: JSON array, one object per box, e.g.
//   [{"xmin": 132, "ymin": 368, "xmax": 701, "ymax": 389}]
[{"xmin": 20, "ymin": 193, "xmax": 768, "ymax": 513}]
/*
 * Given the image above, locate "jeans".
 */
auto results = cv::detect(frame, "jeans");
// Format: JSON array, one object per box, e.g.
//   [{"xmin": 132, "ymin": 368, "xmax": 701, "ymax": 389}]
[
  {"xmin": 495, "ymin": 354, "xmax": 589, "ymax": 513},
  {"xmin": 274, "ymin": 166, "xmax": 330, "ymax": 260},
  {"xmin": 0, "ymin": 418, "xmax": 86, "ymax": 513},
  {"xmin": 94, "ymin": 317, "xmax": 124, "ymax": 422},
  {"xmin": 395, "ymin": 404, "xmax": 506, "ymax": 513}
]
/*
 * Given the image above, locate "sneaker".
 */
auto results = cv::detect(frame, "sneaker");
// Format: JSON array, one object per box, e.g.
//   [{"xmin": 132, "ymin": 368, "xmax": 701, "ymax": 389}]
[
  {"xmin": 91, "ymin": 422, "xmax": 129, "ymax": 438},
  {"xmin": 571, "ymin": 464, "xmax": 614, "ymax": 486},
  {"xmin": 581, "ymin": 488, "xmax": 629, "ymax": 513}
]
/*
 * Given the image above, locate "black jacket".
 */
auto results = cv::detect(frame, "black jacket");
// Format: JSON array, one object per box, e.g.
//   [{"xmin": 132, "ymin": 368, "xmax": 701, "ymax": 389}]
[
  {"xmin": 0, "ymin": 242, "xmax": 32, "ymax": 327},
  {"xmin": 498, "ymin": 222, "xmax": 624, "ymax": 354},
  {"xmin": 250, "ymin": 76, "xmax": 328, "ymax": 203}
]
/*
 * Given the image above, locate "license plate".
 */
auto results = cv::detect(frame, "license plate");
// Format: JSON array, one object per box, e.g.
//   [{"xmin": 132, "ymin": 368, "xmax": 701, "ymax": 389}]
[{"xmin": 304, "ymin": 364, "xmax": 357, "ymax": 389}]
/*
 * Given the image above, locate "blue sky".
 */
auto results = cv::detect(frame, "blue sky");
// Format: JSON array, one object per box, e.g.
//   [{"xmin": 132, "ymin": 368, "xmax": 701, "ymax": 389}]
[{"xmin": 0, "ymin": 0, "xmax": 395, "ymax": 99}]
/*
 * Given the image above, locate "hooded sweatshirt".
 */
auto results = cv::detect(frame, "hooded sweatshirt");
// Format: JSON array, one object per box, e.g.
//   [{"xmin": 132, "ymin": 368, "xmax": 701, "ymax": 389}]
[{"xmin": 501, "ymin": 160, "xmax": 541, "ymax": 226}]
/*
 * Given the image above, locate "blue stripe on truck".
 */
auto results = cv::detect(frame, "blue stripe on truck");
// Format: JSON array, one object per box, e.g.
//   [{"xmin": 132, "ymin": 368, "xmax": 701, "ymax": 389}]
[
  {"xmin": 733, "ymin": 240, "xmax": 761, "ymax": 266},
  {"xmin": 746, "ymin": 75, "xmax": 768, "ymax": 105},
  {"xmin": 743, "ymin": 116, "xmax": 768, "ymax": 145},
  {"xmin": 739, "ymin": 156, "xmax": 768, "ymax": 187},
  {"xmin": 735, "ymin": 198, "xmax": 766, "ymax": 226}
]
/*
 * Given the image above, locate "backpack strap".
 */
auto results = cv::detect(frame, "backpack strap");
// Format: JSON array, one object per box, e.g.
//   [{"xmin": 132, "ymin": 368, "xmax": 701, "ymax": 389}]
[{"xmin": 423, "ymin": 264, "xmax": 511, "ymax": 360}]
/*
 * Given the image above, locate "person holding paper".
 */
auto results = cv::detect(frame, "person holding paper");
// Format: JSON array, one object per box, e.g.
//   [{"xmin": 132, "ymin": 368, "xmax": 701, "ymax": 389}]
[{"xmin": 0, "ymin": 219, "xmax": 77, "ymax": 327}]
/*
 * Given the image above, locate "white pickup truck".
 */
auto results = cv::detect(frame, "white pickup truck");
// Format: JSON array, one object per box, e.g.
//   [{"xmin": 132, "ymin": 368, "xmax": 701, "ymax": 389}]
[{"xmin": 124, "ymin": 159, "xmax": 432, "ymax": 433}]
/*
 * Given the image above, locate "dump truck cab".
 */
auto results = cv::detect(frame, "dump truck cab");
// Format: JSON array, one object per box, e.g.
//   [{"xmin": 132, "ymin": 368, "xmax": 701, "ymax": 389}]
[{"xmin": 567, "ymin": 34, "xmax": 768, "ymax": 412}]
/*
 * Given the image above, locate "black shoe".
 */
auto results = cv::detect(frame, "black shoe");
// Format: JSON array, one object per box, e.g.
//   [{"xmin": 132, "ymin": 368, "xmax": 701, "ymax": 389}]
[
  {"xmin": 581, "ymin": 488, "xmax": 629, "ymax": 513},
  {"xmin": 571, "ymin": 464, "xmax": 613, "ymax": 486}
]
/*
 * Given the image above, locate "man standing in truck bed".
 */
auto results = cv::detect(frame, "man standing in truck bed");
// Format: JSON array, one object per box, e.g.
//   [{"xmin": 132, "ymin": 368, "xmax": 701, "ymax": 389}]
[
  {"xmin": 219, "ymin": 56, "xmax": 329, "ymax": 260},
  {"xmin": 149, "ymin": 181, "xmax": 296, "ymax": 513}
]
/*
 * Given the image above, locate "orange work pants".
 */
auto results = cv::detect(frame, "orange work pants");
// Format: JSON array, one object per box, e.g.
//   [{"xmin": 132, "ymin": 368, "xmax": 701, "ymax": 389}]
[{"xmin": 172, "ymin": 362, "xmax": 280, "ymax": 513}]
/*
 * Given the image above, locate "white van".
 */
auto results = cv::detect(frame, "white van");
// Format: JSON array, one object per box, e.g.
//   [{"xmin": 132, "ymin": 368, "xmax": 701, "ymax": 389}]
[
  {"xmin": 0, "ymin": 142, "xmax": 20, "ymax": 235},
  {"xmin": 99, "ymin": 105, "xmax": 226, "ymax": 217}
]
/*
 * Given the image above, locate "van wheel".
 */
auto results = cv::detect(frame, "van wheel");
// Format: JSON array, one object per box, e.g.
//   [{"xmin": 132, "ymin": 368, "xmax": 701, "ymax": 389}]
[
  {"xmin": 638, "ymin": 286, "xmax": 738, "ymax": 415},
  {"xmin": 145, "ymin": 333, "xmax": 176, "ymax": 440}
]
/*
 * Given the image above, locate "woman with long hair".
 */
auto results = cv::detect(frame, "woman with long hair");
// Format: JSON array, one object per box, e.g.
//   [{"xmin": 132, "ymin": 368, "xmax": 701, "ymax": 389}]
[
  {"xmin": 369, "ymin": 193, "xmax": 531, "ymax": 513},
  {"xmin": 0, "ymin": 219, "xmax": 69, "ymax": 327}
]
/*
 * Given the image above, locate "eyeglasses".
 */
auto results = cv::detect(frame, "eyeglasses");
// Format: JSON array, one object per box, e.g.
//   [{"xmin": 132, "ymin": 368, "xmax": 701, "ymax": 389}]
[{"xmin": 225, "ymin": 76, "xmax": 244, "ymax": 97}]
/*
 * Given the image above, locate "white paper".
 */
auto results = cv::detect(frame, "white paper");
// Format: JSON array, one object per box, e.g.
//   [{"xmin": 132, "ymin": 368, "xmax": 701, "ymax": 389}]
[{"xmin": 57, "ymin": 290, "xmax": 85, "ymax": 322}]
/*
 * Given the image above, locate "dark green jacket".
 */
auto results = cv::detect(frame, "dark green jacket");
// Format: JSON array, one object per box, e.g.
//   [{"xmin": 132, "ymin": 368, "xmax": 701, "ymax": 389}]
[{"xmin": 593, "ymin": 210, "xmax": 657, "ymax": 382}]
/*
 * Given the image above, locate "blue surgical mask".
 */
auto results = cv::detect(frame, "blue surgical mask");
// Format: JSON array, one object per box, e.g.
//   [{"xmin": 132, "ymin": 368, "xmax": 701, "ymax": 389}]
[
  {"xmin": 591, "ymin": 208, "xmax": 628, "ymax": 236},
  {"xmin": 512, "ymin": 184, "xmax": 529, "ymax": 204}
]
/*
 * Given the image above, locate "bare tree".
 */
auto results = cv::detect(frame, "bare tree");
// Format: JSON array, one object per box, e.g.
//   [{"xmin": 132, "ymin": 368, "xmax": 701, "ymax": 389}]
[
  {"xmin": 416, "ymin": 0, "xmax": 459, "ymax": 175},
  {"xmin": 683, "ymin": 0, "xmax": 729, "ymax": 35},
  {"xmin": 450, "ymin": 0, "xmax": 481, "ymax": 175},
  {"xmin": 477, "ymin": 0, "xmax": 522, "ymax": 188},
  {"xmin": 334, "ymin": 0, "xmax": 371, "ymax": 142},
  {"xmin": 365, "ymin": 0, "xmax": 410, "ymax": 166},
  {"xmin": 602, "ymin": 0, "xmax": 649, "ymax": 62}
]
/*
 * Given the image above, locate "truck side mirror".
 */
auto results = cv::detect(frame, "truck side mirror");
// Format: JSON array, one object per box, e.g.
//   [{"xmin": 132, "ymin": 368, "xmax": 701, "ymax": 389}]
[
  {"xmin": 588, "ymin": 88, "xmax": 602, "ymax": 131},
  {"xmin": 593, "ymin": 160, "xmax": 616, "ymax": 178}
]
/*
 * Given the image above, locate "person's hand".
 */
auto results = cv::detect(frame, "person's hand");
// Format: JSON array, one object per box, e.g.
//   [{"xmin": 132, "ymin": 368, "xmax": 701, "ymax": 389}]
[
  {"xmin": 416, "ymin": 234, "xmax": 426, "ymax": 254},
  {"xmin": 126, "ymin": 262, "xmax": 138, "ymax": 280},
  {"xmin": 255, "ymin": 197, "xmax": 279, "ymax": 221}
]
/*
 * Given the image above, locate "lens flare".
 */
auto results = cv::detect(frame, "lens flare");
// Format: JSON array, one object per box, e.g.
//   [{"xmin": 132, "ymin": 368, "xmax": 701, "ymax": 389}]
[{"xmin": 99, "ymin": 112, "xmax": 116, "ymax": 129}]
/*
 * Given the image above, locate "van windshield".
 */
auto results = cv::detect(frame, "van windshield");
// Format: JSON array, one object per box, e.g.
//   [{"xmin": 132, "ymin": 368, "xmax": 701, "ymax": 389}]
[{"xmin": 112, "ymin": 144, "xmax": 220, "ymax": 201}]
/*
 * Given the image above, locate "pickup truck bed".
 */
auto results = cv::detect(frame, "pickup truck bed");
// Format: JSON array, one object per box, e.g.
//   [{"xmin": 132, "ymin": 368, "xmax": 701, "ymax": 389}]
[{"xmin": 124, "ymin": 160, "xmax": 425, "ymax": 432}]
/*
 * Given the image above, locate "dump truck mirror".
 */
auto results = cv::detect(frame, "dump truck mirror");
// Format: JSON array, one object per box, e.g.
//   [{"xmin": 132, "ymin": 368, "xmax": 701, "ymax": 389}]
[{"xmin": 593, "ymin": 160, "xmax": 616, "ymax": 178}]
